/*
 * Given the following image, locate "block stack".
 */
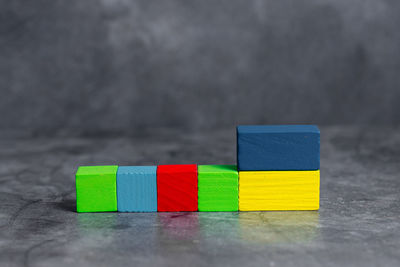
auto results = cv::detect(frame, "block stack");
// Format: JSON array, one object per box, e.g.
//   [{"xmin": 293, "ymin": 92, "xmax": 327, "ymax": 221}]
[
  {"xmin": 237, "ymin": 125, "xmax": 320, "ymax": 211},
  {"xmin": 75, "ymin": 125, "xmax": 320, "ymax": 212}
]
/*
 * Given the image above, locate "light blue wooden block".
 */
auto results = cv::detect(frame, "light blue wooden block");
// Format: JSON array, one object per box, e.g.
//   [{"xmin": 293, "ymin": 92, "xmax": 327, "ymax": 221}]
[{"xmin": 117, "ymin": 166, "xmax": 157, "ymax": 212}]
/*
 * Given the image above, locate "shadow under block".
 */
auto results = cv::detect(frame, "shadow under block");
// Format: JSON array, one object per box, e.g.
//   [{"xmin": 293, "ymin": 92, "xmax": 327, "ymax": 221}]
[
  {"xmin": 76, "ymin": 165, "xmax": 118, "ymax": 212},
  {"xmin": 198, "ymin": 165, "xmax": 238, "ymax": 211},
  {"xmin": 117, "ymin": 166, "xmax": 157, "ymax": 212},
  {"xmin": 157, "ymin": 164, "xmax": 198, "ymax": 212},
  {"xmin": 239, "ymin": 170, "xmax": 320, "ymax": 211},
  {"xmin": 237, "ymin": 125, "xmax": 320, "ymax": 171}
]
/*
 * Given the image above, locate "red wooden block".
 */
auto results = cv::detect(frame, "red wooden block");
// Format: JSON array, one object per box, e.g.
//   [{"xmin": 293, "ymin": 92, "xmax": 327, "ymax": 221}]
[{"xmin": 157, "ymin": 164, "xmax": 198, "ymax": 212}]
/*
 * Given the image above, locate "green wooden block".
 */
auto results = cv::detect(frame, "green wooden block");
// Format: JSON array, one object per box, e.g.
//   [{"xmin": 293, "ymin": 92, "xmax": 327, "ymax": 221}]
[
  {"xmin": 76, "ymin": 165, "xmax": 118, "ymax": 212},
  {"xmin": 198, "ymin": 165, "xmax": 238, "ymax": 211}
]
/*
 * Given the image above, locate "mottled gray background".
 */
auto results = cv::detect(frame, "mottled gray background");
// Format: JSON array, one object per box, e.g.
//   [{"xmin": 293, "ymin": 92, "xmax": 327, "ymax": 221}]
[
  {"xmin": 1, "ymin": 0, "xmax": 400, "ymax": 136},
  {"xmin": 2, "ymin": 2, "xmax": 400, "ymax": 266}
]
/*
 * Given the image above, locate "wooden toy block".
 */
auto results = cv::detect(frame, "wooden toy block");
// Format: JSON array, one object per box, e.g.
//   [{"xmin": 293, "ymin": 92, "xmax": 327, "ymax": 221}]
[
  {"xmin": 157, "ymin": 164, "xmax": 198, "ymax": 212},
  {"xmin": 198, "ymin": 165, "xmax": 238, "ymax": 211},
  {"xmin": 239, "ymin": 170, "xmax": 320, "ymax": 211},
  {"xmin": 237, "ymin": 125, "xmax": 320, "ymax": 171},
  {"xmin": 76, "ymin": 165, "xmax": 118, "ymax": 212},
  {"xmin": 117, "ymin": 166, "xmax": 157, "ymax": 212}
]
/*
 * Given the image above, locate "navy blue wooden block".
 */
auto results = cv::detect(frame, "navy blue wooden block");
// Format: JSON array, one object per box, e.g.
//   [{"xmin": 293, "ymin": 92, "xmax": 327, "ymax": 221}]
[{"xmin": 237, "ymin": 125, "xmax": 320, "ymax": 171}]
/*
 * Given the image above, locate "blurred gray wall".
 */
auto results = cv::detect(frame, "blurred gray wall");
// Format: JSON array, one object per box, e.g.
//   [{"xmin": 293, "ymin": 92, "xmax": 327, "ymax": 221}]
[{"xmin": 1, "ymin": 0, "xmax": 400, "ymax": 135}]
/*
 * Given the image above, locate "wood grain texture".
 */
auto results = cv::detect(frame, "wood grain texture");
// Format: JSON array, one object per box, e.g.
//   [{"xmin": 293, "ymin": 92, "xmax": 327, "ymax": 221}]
[
  {"xmin": 237, "ymin": 125, "xmax": 320, "ymax": 171},
  {"xmin": 75, "ymin": 165, "xmax": 118, "ymax": 212},
  {"xmin": 198, "ymin": 165, "xmax": 238, "ymax": 211},
  {"xmin": 157, "ymin": 165, "xmax": 198, "ymax": 212},
  {"xmin": 239, "ymin": 170, "xmax": 319, "ymax": 211},
  {"xmin": 117, "ymin": 166, "xmax": 157, "ymax": 212}
]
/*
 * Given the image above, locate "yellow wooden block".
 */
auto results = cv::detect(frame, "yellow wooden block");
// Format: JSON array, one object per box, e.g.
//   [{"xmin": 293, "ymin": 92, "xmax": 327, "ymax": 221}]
[{"xmin": 239, "ymin": 170, "xmax": 320, "ymax": 211}]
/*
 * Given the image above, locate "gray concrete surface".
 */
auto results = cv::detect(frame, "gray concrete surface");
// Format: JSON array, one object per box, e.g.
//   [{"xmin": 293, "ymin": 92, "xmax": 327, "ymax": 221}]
[
  {"xmin": 0, "ymin": 126, "xmax": 400, "ymax": 266},
  {"xmin": 2, "ymin": 1, "xmax": 400, "ymax": 134}
]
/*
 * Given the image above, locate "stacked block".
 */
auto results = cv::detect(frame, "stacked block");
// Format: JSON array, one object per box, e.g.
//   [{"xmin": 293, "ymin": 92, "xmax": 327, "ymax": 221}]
[
  {"xmin": 238, "ymin": 125, "xmax": 320, "ymax": 211},
  {"xmin": 157, "ymin": 164, "xmax": 198, "ymax": 212},
  {"xmin": 76, "ymin": 165, "xmax": 118, "ymax": 212},
  {"xmin": 75, "ymin": 125, "xmax": 320, "ymax": 212},
  {"xmin": 117, "ymin": 166, "xmax": 157, "ymax": 212},
  {"xmin": 239, "ymin": 170, "xmax": 320, "ymax": 211},
  {"xmin": 198, "ymin": 165, "xmax": 238, "ymax": 211},
  {"xmin": 237, "ymin": 125, "xmax": 320, "ymax": 171}
]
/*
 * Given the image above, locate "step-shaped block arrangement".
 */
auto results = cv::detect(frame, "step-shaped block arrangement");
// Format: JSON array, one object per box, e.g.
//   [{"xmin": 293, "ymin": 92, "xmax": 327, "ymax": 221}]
[
  {"xmin": 75, "ymin": 124, "xmax": 321, "ymax": 212},
  {"xmin": 117, "ymin": 166, "xmax": 157, "ymax": 212},
  {"xmin": 198, "ymin": 165, "xmax": 238, "ymax": 211},
  {"xmin": 239, "ymin": 170, "xmax": 320, "ymax": 211},
  {"xmin": 157, "ymin": 164, "xmax": 198, "ymax": 212},
  {"xmin": 76, "ymin": 165, "xmax": 118, "ymax": 212},
  {"xmin": 237, "ymin": 125, "xmax": 320, "ymax": 171},
  {"xmin": 238, "ymin": 125, "xmax": 320, "ymax": 211}
]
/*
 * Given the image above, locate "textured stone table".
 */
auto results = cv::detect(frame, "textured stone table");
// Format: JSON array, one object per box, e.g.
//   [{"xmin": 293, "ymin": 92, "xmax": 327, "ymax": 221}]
[{"xmin": 0, "ymin": 126, "xmax": 399, "ymax": 266}]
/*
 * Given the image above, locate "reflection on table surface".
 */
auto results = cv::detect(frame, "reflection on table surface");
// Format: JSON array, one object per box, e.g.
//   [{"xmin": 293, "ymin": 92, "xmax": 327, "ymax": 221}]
[
  {"xmin": 238, "ymin": 211, "xmax": 319, "ymax": 244},
  {"xmin": 76, "ymin": 211, "xmax": 319, "ymax": 246}
]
